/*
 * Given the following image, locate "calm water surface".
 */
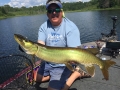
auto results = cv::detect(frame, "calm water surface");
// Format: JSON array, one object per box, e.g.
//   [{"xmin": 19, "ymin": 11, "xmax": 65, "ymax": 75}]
[{"xmin": 0, "ymin": 9, "xmax": 120, "ymax": 54}]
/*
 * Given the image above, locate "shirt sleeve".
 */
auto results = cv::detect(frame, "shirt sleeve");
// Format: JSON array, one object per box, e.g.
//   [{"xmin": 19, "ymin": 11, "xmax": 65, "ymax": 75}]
[
  {"xmin": 66, "ymin": 25, "xmax": 81, "ymax": 47},
  {"xmin": 38, "ymin": 26, "xmax": 46, "ymax": 42}
]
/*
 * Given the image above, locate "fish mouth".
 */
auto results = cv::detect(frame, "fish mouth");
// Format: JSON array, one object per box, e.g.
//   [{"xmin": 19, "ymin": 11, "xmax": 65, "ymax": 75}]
[
  {"xmin": 14, "ymin": 34, "xmax": 36, "ymax": 48},
  {"xmin": 14, "ymin": 34, "xmax": 27, "ymax": 41},
  {"xmin": 14, "ymin": 34, "xmax": 28, "ymax": 46}
]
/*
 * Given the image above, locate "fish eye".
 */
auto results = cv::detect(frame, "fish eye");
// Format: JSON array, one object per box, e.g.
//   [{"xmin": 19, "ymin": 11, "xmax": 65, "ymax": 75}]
[
  {"xmin": 24, "ymin": 37, "xmax": 29, "ymax": 42},
  {"xmin": 25, "ymin": 39, "xmax": 29, "ymax": 42}
]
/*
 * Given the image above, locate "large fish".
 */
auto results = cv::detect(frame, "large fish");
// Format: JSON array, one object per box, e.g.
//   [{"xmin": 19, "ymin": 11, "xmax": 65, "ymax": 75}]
[{"xmin": 14, "ymin": 34, "xmax": 116, "ymax": 80}]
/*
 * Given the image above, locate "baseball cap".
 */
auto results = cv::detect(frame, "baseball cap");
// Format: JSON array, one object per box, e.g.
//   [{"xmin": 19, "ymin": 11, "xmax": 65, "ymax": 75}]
[{"xmin": 46, "ymin": 0, "xmax": 62, "ymax": 9}]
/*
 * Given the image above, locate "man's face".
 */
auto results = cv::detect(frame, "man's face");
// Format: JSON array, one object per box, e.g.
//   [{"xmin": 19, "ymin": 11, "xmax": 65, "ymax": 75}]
[{"xmin": 47, "ymin": 4, "xmax": 63, "ymax": 26}]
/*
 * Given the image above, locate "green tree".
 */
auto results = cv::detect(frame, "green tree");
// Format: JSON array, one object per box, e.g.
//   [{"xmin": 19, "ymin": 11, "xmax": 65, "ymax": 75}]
[
  {"xmin": 1, "ymin": 7, "xmax": 7, "ymax": 14},
  {"xmin": 110, "ymin": 0, "xmax": 116, "ymax": 7},
  {"xmin": 90, "ymin": 0, "xmax": 98, "ymax": 4}
]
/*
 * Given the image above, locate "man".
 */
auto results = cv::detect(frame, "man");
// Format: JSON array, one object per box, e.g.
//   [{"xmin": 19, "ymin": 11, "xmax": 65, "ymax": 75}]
[{"xmin": 35, "ymin": 0, "xmax": 91, "ymax": 90}]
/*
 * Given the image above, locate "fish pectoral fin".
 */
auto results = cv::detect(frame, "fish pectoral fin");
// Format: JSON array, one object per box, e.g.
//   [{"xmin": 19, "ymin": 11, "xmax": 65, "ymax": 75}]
[
  {"xmin": 19, "ymin": 46, "xmax": 33, "ymax": 54},
  {"xmin": 65, "ymin": 63, "xmax": 75, "ymax": 72},
  {"xmin": 86, "ymin": 48, "xmax": 99, "ymax": 55},
  {"xmin": 85, "ymin": 65, "xmax": 95, "ymax": 77}
]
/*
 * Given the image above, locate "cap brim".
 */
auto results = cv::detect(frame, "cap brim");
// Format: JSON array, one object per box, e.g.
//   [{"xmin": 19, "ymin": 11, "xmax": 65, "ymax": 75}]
[{"xmin": 46, "ymin": 1, "xmax": 62, "ymax": 9}]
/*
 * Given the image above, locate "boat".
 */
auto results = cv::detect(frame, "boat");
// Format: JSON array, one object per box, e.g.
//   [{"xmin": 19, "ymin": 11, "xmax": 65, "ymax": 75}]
[{"xmin": 0, "ymin": 16, "xmax": 120, "ymax": 90}]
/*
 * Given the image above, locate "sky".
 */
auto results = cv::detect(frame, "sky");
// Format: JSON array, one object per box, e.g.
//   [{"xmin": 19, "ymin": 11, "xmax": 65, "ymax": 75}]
[{"xmin": 0, "ymin": 0, "xmax": 90, "ymax": 8}]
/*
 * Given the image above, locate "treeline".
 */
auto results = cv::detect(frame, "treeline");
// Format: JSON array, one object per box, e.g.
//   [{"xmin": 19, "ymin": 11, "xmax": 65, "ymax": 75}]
[
  {"xmin": 0, "ymin": 5, "xmax": 46, "ymax": 17},
  {"xmin": 98, "ymin": 0, "xmax": 120, "ymax": 8},
  {"xmin": 0, "ymin": 0, "xmax": 120, "ymax": 18}
]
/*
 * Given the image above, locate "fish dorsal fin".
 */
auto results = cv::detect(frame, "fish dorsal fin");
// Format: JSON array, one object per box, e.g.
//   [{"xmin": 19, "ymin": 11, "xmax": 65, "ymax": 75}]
[
  {"xmin": 86, "ymin": 48, "xmax": 99, "ymax": 55},
  {"xmin": 85, "ymin": 65, "xmax": 95, "ymax": 77}
]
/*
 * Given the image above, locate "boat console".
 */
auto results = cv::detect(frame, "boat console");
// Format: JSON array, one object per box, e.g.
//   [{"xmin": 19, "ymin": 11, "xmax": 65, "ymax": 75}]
[{"xmin": 106, "ymin": 42, "xmax": 120, "ymax": 58}]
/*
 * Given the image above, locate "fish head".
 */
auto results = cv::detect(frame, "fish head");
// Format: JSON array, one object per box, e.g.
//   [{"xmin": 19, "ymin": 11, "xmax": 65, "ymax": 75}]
[{"xmin": 14, "ymin": 34, "xmax": 38, "ymax": 54}]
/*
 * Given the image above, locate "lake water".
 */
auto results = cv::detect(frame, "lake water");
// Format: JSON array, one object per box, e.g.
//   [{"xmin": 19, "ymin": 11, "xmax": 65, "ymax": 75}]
[{"xmin": 0, "ymin": 9, "xmax": 120, "ymax": 55}]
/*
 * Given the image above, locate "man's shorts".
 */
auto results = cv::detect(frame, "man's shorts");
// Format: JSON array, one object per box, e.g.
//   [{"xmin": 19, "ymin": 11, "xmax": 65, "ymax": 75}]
[{"xmin": 38, "ymin": 62, "xmax": 72, "ymax": 89}]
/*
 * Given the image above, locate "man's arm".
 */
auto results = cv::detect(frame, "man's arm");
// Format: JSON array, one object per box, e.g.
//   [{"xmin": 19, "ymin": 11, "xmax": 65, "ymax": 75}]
[{"xmin": 38, "ymin": 40, "xmax": 45, "ymax": 45}]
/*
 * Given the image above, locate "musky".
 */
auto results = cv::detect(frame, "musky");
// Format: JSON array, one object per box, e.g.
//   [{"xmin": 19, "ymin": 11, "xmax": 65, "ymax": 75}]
[{"xmin": 0, "ymin": 0, "xmax": 90, "ymax": 8}]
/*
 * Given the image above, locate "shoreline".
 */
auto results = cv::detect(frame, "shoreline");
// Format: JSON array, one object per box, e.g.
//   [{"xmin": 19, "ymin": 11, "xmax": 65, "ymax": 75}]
[{"xmin": 0, "ymin": 8, "xmax": 120, "ymax": 20}]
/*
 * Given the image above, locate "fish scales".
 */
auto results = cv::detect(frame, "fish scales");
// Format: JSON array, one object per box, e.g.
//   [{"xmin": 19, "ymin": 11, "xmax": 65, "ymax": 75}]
[{"xmin": 36, "ymin": 44, "xmax": 104, "ymax": 68}]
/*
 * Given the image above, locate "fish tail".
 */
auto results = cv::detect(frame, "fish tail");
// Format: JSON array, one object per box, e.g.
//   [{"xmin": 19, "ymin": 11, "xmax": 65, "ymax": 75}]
[{"xmin": 101, "ymin": 60, "xmax": 116, "ymax": 80}]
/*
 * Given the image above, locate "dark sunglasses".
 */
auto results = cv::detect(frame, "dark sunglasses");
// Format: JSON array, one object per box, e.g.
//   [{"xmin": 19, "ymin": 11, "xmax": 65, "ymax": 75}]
[{"xmin": 47, "ymin": 8, "xmax": 62, "ymax": 14}]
